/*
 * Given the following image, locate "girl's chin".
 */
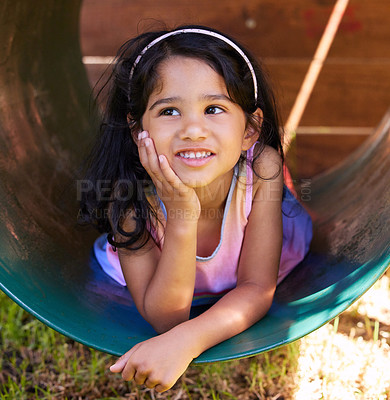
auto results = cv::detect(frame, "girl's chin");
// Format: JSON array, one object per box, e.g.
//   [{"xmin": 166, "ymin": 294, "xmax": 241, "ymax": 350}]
[
  {"xmin": 179, "ymin": 177, "xmax": 210, "ymax": 188},
  {"xmin": 173, "ymin": 169, "xmax": 209, "ymax": 188}
]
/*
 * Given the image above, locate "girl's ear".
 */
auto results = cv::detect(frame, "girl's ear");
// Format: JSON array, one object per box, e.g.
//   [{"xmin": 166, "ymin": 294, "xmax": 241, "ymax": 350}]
[{"xmin": 242, "ymin": 108, "xmax": 263, "ymax": 151}]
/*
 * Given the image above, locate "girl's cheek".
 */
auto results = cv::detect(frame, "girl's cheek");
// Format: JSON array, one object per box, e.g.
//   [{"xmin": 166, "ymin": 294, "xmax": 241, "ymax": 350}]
[
  {"xmin": 153, "ymin": 141, "xmax": 163, "ymax": 156},
  {"xmin": 140, "ymin": 114, "xmax": 152, "ymax": 132},
  {"xmin": 144, "ymin": 130, "xmax": 158, "ymax": 149}
]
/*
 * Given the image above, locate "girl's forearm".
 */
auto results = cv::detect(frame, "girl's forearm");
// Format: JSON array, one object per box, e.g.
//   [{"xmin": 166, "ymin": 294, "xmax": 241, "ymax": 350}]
[
  {"xmin": 168, "ymin": 283, "xmax": 275, "ymax": 358},
  {"xmin": 143, "ymin": 219, "xmax": 198, "ymax": 332}
]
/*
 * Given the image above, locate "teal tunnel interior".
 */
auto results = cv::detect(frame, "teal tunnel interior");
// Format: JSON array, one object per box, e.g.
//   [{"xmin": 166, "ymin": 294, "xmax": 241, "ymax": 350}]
[{"xmin": 0, "ymin": 1, "xmax": 389, "ymax": 363}]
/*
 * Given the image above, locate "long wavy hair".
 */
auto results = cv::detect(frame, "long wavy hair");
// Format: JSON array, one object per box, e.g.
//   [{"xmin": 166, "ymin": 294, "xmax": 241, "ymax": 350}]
[{"xmin": 79, "ymin": 24, "xmax": 284, "ymax": 249}]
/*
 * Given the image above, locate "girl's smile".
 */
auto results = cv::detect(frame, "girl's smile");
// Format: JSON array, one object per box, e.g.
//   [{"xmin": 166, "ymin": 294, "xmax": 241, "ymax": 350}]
[
  {"xmin": 141, "ymin": 56, "xmax": 258, "ymax": 189},
  {"xmin": 175, "ymin": 149, "xmax": 215, "ymax": 167}
]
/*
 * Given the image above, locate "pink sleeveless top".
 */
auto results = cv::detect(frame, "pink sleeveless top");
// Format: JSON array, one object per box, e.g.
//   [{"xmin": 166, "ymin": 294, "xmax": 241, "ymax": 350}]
[{"xmin": 94, "ymin": 147, "xmax": 312, "ymax": 304}]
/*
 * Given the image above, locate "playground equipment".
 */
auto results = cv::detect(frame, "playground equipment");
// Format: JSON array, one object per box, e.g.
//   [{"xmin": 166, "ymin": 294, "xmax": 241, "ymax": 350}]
[{"xmin": 0, "ymin": 0, "xmax": 389, "ymax": 363}]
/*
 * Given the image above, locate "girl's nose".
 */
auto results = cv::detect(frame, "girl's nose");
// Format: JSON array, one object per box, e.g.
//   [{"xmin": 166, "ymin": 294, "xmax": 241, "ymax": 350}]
[{"xmin": 180, "ymin": 120, "xmax": 208, "ymax": 141}]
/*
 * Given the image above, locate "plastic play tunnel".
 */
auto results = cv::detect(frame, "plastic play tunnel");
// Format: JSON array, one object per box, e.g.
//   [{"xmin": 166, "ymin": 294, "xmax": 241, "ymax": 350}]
[{"xmin": 0, "ymin": 1, "xmax": 389, "ymax": 363}]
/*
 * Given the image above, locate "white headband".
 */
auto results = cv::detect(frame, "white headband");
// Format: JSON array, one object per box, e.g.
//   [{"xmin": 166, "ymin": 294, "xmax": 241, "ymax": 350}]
[{"xmin": 129, "ymin": 28, "xmax": 258, "ymax": 102}]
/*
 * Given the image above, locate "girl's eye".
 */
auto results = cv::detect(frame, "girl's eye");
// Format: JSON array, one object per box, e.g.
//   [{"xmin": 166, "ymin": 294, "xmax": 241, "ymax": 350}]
[
  {"xmin": 205, "ymin": 106, "xmax": 224, "ymax": 115},
  {"xmin": 160, "ymin": 108, "xmax": 180, "ymax": 116}
]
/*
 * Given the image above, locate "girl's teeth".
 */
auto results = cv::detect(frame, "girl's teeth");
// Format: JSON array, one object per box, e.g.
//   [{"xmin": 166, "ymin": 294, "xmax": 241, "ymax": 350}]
[{"xmin": 179, "ymin": 151, "xmax": 212, "ymax": 159}]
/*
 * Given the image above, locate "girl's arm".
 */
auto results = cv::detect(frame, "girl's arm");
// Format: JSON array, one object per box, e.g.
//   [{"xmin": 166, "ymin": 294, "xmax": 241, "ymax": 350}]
[
  {"xmin": 118, "ymin": 217, "xmax": 197, "ymax": 333},
  {"xmin": 111, "ymin": 146, "xmax": 283, "ymax": 392},
  {"xmin": 179, "ymin": 146, "xmax": 284, "ymax": 352},
  {"xmin": 117, "ymin": 133, "xmax": 200, "ymax": 333}
]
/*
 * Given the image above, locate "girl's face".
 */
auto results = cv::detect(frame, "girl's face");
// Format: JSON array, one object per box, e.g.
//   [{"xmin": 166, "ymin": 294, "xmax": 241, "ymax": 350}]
[{"xmin": 141, "ymin": 56, "xmax": 259, "ymax": 188}]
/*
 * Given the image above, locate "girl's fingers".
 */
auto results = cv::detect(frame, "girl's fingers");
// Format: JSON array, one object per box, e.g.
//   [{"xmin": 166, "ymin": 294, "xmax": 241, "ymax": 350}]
[
  {"xmin": 137, "ymin": 132, "xmax": 196, "ymax": 202},
  {"xmin": 144, "ymin": 377, "xmax": 159, "ymax": 389},
  {"xmin": 144, "ymin": 138, "xmax": 164, "ymax": 181},
  {"xmin": 109, "ymin": 344, "xmax": 139, "ymax": 373},
  {"xmin": 109, "ymin": 355, "xmax": 129, "ymax": 373},
  {"xmin": 121, "ymin": 364, "xmax": 136, "ymax": 382},
  {"xmin": 138, "ymin": 136, "xmax": 179, "ymax": 192},
  {"xmin": 137, "ymin": 133, "xmax": 163, "ymax": 183},
  {"xmin": 155, "ymin": 383, "xmax": 172, "ymax": 393},
  {"xmin": 137, "ymin": 132, "xmax": 180, "ymax": 188},
  {"xmin": 137, "ymin": 134, "xmax": 154, "ymax": 178},
  {"xmin": 134, "ymin": 370, "xmax": 148, "ymax": 386},
  {"xmin": 158, "ymin": 155, "xmax": 183, "ymax": 189}
]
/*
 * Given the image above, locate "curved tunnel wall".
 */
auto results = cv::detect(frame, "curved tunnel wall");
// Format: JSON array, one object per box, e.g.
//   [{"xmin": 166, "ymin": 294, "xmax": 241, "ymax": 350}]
[
  {"xmin": 0, "ymin": 1, "xmax": 95, "ymax": 252},
  {"xmin": 0, "ymin": 0, "xmax": 103, "ymax": 340},
  {"xmin": 0, "ymin": 1, "xmax": 389, "ymax": 362}
]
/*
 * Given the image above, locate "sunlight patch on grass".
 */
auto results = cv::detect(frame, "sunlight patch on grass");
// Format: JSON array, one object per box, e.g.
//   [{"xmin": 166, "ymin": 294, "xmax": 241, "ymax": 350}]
[
  {"xmin": 293, "ymin": 274, "xmax": 390, "ymax": 400},
  {"xmin": 294, "ymin": 324, "xmax": 390, "ymax": 400}
]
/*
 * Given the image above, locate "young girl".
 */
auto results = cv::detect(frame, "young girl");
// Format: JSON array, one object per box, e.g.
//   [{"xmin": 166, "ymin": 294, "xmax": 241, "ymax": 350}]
[{"xmin": 80, "ymin": 25, "xmax": 312, "ymax": 392}]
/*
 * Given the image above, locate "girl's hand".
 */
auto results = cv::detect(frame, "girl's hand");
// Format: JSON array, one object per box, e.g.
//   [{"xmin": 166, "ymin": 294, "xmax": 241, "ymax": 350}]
[
  {"xmin": 110, "ymin": 331, "xmax": 195, "ymax": 393},
  {"xmin": 137, "ymin": 131, "xmax": 200, "ymax": 222}
]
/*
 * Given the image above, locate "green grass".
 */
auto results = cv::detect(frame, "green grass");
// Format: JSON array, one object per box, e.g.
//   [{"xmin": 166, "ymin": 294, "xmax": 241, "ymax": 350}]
[
  {"xmin": 0, "ymin": 291, "xmax": 115, "ymax": 399},
  {"xmin": 0, "ymin": 291, "xmax": 300, "ymax": 399},
  {"xmin": 4, "ymin": 272, "xmax": 389, "ymax": 398}
]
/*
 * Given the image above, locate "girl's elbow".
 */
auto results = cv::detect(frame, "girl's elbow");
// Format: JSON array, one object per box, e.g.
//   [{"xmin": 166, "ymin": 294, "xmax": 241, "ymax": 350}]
[
  {"xmin": 263, "ymin": 292, "xmax": 275, "ymax": 315},
  {"xmin": 152, "ymin": 321, "xmax": 177, "ymax": 334},
  {"xmin": 241, "ymin": 280, "xmax": 276, "ymax": 298},
  {"xmin": 150, "ymin": 317, "xmax": 188, "ymax": 334},
  {"xmin": 142, "ymin": 294, "xmax": 193, "ymax": 332},
  {"xmin": 244, "ymin": 282, "xmax": 276, "ymax": 316},
  {"xmin": 145, "ymin": 309, "xmax": 191, "ymax": 334},
  {"xmin": 259, "ymin": 285, "xmax": 276, "ymax": 311}
]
